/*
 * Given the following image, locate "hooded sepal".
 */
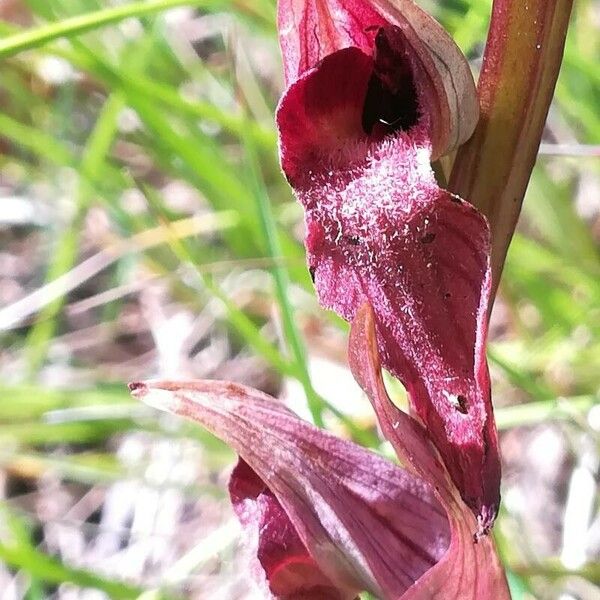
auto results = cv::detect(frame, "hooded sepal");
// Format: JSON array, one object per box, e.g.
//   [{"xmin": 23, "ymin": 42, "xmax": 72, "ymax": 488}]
[{"xmin": 277, "ymin": 0, "xmax": 478, "ymax": 157}]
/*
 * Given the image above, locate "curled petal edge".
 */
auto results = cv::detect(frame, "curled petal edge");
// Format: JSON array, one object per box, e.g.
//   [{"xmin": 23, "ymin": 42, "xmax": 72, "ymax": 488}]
[
  {"xmin": 277, "ymin": 0, "xmax": 478, "ymax": 157},
  {"xmin": 348, "ymin": 302, "xmax": 511, "ymax": 600}
]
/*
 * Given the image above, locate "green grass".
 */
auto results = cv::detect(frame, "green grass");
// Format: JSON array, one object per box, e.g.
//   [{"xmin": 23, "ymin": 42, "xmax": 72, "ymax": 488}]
[{"xmin": 0, "ymin": 0, "xmax": 598, "ymax": 598}]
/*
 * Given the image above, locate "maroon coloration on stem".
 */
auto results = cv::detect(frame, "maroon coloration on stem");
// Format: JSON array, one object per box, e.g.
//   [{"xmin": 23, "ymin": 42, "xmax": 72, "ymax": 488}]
[
  {"xmin": 449, "ymin": 0, "xmax": 573, "ymax": 297},
  {"xmin": 276, "ymin": 0, "xmax": 500, "ymax": 529}
]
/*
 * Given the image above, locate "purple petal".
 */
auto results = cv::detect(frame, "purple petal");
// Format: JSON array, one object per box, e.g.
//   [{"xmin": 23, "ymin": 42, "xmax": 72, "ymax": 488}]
[
  {"xmin": 130, "ymin": 380, "xmax": 449, "ymax": 598},
  {"xmin": 277, "ymin": 0, "xmax": 385, "ymax": 85}
]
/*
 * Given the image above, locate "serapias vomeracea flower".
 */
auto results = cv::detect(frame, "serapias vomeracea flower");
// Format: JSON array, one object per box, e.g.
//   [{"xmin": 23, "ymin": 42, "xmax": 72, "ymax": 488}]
[
  {"xmin": 277, "ymin": 0, "xmax": 501, "ymax": 530},
  {"xmin": 129, "ymin": 303, "xmax": 511, "ymax": 599}
]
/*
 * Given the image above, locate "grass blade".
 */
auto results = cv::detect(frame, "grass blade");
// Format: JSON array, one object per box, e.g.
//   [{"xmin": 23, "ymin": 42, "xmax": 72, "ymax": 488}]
[{"xmin": 0, "ymin": 0, "xmax": 226, "ymax": 58}]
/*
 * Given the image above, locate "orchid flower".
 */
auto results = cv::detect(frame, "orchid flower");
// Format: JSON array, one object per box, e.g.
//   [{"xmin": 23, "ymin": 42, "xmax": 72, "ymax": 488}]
[
  {"xmin": 276, "ymin": 0, "xmax": 501, "ymax": 530},
  {"xmin": 129, "ymin": 1, "xmax": 513, "ymax": 596},
  {"xmin": 129, "ymin": 304, "xmax": 510, "ymax": 599}
]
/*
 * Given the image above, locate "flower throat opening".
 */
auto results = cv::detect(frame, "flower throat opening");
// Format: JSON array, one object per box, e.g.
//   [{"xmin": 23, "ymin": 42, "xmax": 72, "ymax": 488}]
[{"xmin": 362, "ymin": 26, "xmax": 420, "ymax": 136}]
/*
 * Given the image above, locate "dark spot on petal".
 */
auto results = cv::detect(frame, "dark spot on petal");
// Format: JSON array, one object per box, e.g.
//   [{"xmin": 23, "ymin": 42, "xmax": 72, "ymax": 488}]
[
  {"xmin": 444, "ymin": 292, "xmax": 452, "ymax": 299},
  {"xmin": 309, "ymin": 266, "xmax": 316, "ymax": 283},
  {"xmin": 456, "ymin": 394, "xmax": 468, "ymax": 414},
  {"xmin": 420, "ymin": 232, "xmax": 436, "ymax": 244},
  {"xmin": 473, "ymin": 523, "xmax": 491, "ymax": 542},
  {"xmin": 450, "ymin": 196, "xmax": 463, "ymax": 204},
  {"xmin": 345, "ymin": 235, "xmax": 361, "ymax": 246}
]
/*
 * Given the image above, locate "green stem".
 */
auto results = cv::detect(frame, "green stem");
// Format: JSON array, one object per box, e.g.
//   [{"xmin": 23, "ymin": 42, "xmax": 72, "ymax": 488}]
[{"xmin": 449, "ymin": 0, "xmax": 574, "ymax": 301}]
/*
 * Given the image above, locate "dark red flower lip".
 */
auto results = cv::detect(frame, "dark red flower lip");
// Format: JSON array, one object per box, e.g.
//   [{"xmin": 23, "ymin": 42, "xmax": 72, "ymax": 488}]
[
  {"xmin": 276, "ymin": 44, "xmax": 500, "ymax": 529},
  {"xmin": 275, "ymin": 0, "xmax": 500, "ymax": 530}
]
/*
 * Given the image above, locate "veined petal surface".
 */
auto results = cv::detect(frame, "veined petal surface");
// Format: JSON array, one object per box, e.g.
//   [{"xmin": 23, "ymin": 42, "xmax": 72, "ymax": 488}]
[{"xmin": 130, "ymin": 380, "xmax": 449, "ymax": 598}]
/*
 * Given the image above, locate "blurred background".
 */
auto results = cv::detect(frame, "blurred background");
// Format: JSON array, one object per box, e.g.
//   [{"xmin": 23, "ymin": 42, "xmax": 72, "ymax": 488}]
[{"xmin": 0, "ymin": 1, "xmax": 598, "ymax": 598}]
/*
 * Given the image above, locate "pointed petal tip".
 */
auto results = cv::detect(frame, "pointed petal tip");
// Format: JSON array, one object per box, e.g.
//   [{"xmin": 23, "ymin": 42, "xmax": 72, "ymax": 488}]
[
  {"xmin": 128, "ymin": 381, "xmax": 179, "ymax": 413},
  {"xmin": 476, "ymin": 502, "xmax": 500, "ymax": 539},
  {"xmin": 128, "ymin": 381, "xmax": 147, "ymax": 397},
  {"xmin": 350, "ymin": 302, "xmax": 501, "ymax": 532}
]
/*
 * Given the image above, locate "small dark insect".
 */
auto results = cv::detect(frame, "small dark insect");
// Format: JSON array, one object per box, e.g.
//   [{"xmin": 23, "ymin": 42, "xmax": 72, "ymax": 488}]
[
  {"xmin": 309, "ymin": 266, "xmax": 316, "ymax": 282},
  {"xmin": 455, "ymin": 394, "xmax": 468, "ymax": 414},
  {"xmin": 346, "ymin": 235, "xmax": 361, "ymax": 246},
  {"xmin": 444, "ymin": 391, "xmax": 468, "ymax": 414}
]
